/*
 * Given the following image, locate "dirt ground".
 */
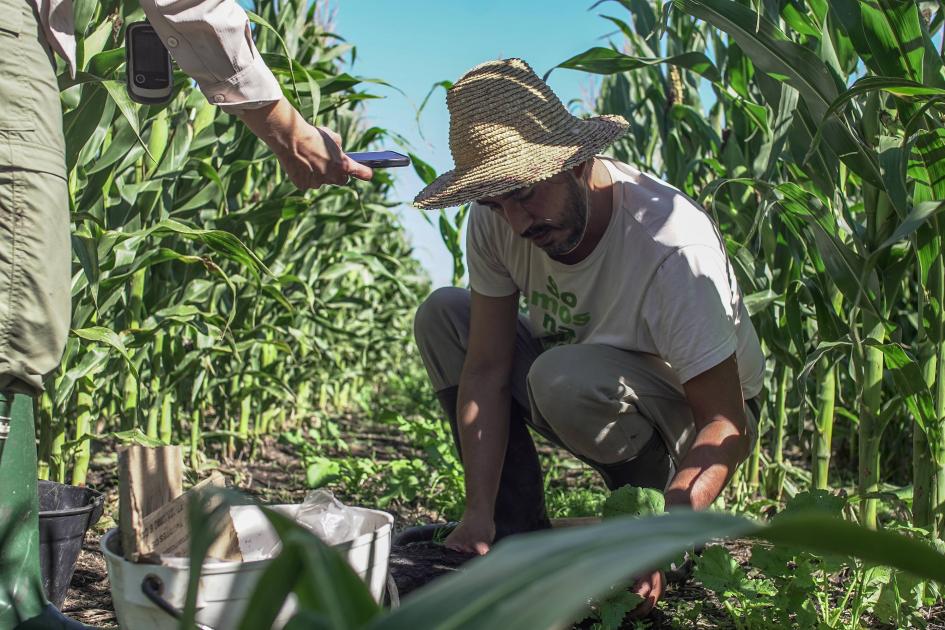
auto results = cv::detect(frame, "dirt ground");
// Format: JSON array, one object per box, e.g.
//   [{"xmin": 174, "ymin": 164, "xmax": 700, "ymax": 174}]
[
  {"xmin": 59, "ymin": 434, "xmax": 944, "ymax": 629},
  {"xmin": 59, "ymin": 434, "xmax": 739, "ymax": 629}
]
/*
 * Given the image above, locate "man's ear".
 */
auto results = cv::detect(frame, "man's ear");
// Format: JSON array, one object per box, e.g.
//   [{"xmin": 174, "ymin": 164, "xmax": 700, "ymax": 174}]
[{"xmin": 569, "ymin": 158, "xmax": 592, "ymax": 179}]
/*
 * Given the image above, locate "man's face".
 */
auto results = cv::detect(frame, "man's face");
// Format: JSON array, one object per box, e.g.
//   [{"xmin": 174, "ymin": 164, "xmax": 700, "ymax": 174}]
[{"xmin": 477, "ymin": 169, "xmax": 588, "ymax": 257}]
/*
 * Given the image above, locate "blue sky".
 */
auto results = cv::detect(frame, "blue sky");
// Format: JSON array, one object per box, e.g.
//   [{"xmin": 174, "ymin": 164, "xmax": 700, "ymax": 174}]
[{"xmin": 334, "ymin": 1, "xmax": 619, "ymax": 287}]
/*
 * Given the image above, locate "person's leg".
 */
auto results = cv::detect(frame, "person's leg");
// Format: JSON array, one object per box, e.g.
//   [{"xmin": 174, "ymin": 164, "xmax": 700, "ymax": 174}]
[
  {"xmin": 0, "ymin": 1, "xmax": 77, "ymax": 627},
  {"xmin": 414, "ymin": 287, "xmax": 550, "ymax": 538},
  {"xmin": 526, "ymin": 343, "xmax": 759, "ymax": 489},
  {"xmin": 0, "ymin": 394, "xmax": 85, "ymax": 630},
  {"xmin": 525, "ymin": 344, "xmax": 698, "ymax": 492}
]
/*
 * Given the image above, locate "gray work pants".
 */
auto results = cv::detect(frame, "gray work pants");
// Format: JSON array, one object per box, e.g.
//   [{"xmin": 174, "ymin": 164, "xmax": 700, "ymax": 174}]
[{"xmin": 414, "ymin": 287, "xmax": 759, "ymax": 489}]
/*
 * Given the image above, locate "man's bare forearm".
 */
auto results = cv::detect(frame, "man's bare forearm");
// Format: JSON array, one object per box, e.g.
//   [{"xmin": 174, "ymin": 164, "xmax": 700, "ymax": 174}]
[
  {"xmin": 456, "ymin": 370, "xmax": 512, "ymax": 516},
  {"xmin": 663, "ymin": 415, "xmax": 749, "ymax": 511}
]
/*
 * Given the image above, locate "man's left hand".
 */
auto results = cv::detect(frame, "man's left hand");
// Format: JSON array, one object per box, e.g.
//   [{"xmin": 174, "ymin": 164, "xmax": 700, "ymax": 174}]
[{"xmin": 629, "ymin": 569, "xmax": 663, "ymax": 618}]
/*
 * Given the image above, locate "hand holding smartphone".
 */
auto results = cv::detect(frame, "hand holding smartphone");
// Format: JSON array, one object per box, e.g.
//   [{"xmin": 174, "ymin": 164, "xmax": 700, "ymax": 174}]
[{"xmin": 346, "ymin": 151, "xmax": 411, "ymax": 168}]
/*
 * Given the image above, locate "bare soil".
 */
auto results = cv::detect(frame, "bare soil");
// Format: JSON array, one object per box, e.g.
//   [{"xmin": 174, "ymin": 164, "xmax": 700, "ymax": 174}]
[
  {"xmin": 58, "ymin": 427, "xmax": 945, "ymax": 629},
  {"xmin": 59, "ymin": 433, "xmax": 733, "ymax": 629}
]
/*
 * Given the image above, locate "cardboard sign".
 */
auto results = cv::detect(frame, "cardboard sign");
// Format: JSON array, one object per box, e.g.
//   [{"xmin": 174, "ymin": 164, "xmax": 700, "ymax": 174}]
[
  {"xmin": 118, "ymin": 445, "xmax": 183, "ymax": 562},
  {"xmin": 139, "ymin": 472, "xmax": 242, "ymax": 562},
  {"xmin": 118, "ymin": 445, "xmax": 241, "ymax": 563}
]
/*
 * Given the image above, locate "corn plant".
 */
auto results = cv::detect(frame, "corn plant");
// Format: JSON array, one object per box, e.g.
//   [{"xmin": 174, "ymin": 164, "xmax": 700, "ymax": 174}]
[
  {"xmin": 42, "ymin": 0, "xmax": 429, "ymax": 482},
  {"xmin": 559, "ymin": 0, "xmax": 945, "ymax": 537}
]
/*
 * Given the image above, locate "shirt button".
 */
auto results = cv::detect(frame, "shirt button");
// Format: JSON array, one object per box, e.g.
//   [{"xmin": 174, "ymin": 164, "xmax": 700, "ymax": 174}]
[
  {"xmin": 166, "ymin": 36, "xmax": 179, "ymax": 48},
  {"xmin": 213, "ymin": 95, "xmax": 225, "ymax": 103}
]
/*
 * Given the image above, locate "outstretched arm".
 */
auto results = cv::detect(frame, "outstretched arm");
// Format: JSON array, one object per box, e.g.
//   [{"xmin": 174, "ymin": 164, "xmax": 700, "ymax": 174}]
[
  {"xmin": 445, "ymin": 290, "xmax": 520, "ymax": 555},
  {"xmin": 138, "ymin": 0, "xmax": 372, "ymax": 188},
  {"xmin": 631, "ymin": 352, "xmax": 750, "ymax": 617},
  {"xmin": 665, "ymin": 352, "xmax": 751, "ymax": 510}
]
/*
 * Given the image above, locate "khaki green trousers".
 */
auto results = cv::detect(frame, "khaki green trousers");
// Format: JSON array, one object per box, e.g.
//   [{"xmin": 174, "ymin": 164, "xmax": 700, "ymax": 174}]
[{"xmin": 0, "ymin": 0, "xmax": 70, "ymax": 396}]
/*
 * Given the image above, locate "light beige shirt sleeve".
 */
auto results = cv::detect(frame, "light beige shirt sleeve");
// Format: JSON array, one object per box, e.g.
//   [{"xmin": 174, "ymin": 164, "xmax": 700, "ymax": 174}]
[{"xmin": 139, "ymin": 0, "xmax": 282, "ymax": 110}]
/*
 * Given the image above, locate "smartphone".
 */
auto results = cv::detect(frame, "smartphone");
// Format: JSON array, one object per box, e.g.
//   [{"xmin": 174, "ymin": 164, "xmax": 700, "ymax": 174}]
[
  {"xmin": 125, "ymin": 22, "xmax": 173, "ymax": 105},
  {"xmin": 346, "ymin": 151, "xmax": 411, "ymax": 168}
]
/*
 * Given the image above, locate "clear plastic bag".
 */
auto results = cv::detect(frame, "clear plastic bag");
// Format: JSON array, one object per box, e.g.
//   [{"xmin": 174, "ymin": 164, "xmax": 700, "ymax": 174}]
[{"xmin": 295, "ymin": 489, "xmax": 366, "ymax": 544}]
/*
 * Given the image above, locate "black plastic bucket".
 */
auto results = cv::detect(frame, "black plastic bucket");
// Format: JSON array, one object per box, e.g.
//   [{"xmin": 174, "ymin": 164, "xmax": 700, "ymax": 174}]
[{"xmin": 37, "ymin": 480, "xmax": 105, "ymax": 608}]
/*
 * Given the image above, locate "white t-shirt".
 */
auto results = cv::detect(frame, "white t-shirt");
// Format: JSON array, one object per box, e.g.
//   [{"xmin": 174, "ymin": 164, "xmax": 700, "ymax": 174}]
[{"xmin": 466, "ymin": 157, "xmax": 765, "ymax": 399}]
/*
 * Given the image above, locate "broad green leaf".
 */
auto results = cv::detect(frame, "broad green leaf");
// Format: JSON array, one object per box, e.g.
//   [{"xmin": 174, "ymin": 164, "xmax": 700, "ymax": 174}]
[
  {"xmin": 416, "ymin": 80, "xmax": 453, "ymax": 140},
  {"xmin": 72, "ymin": 326, "xmax": 137, "ymax": 379},
  {"xmin": 86, "ymin": 48, "xmax": 125, "ymax": 79},
  {"xmin": 409, "ymin": 152, "xmax": 437, "ymax": 186},
  {"xmin": 743, "ymin": 289, "xmax": 780, "ymax": 315},
  {"xmin": 77, "ymin": 18, "xmax": 113, "ymax": 70},
  {"xmin": 590, "ymin": 0, "xmax": 659, "ymax": 42},
  {"xmin": 63, "ymin": 84, "xmax": 109, "ymax": 173},
  {"xmin": 100, "ymin": 80, "xmax": 152, "ymax": 163},
  {"xmin": 864, "ymin": 339, "xmax": 937, "ymax": 436},
  {"xmin": 674, "ymin": 0, "xmax": 884, "ymax": 187},
  {"xmin": 693, "ymin": 545, "xmax": 772, "ymax": 597},
  {"xmin": 146, "ymin": 219, "xmax": 271, "ymax": 278},
  {"xmin": 911, "ymin": 127, "xmax": 945, "ymax": 203},
  {"xmin": 877, "ymin": 200, "xmax": 945, "ymax": 253},
  {"xmin": 86, "ymin": 120, "xmax": 139, "ymax": 174},
  {"xmin": 830, "ymin": 0, "xmax": 930, "ymax": 84},
  {"xmin": 53, "ymin": 346, "xmax": 109, "ymax": 409},
  {"xmin": 822, "ymin": 76, "xmax": 945, "ymax": 129},
  {"xmin": 878, "ymin": 135, "xmax": 910, "ymax": 217},
  {"xmin": 798, "ymin": 339, "xmax": 852, "ymax": 385},
  {"xmin": 305, "ymin": 456, "xmax": 341, "ymax": 489},
  {"xmin": 602, "ymin": 485, "xmax": 665, "ymax": 518},
  {"xmin": 557, "ymin": 47, "xmax": 721, "ymax": 82}
]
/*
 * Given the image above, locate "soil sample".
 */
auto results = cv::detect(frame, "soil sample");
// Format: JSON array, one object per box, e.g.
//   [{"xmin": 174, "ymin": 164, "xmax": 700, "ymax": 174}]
[{"xmin": 389, "ymin": 541, "xmax": 476, "ymax": 598}]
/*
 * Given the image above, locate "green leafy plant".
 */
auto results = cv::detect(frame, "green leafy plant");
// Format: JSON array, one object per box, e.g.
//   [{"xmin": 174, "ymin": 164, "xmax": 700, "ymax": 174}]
[
  {"xmin": 602, "ymin": 485, "xmax": 666, "ymax": 519},
  {"xmin": 181, "ymin": 488, "xmax": 945, "ymax": 630},
  {"xmin": 49, "ymin": 0, "xmax": 429, "ymax": 485},
  {"xmin": 560, "ymin": 0, "xmax": 945, "ymax": 537}
]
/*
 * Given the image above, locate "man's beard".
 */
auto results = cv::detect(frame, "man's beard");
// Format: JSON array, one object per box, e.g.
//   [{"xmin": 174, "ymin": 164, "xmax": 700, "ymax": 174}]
[{"xmin": 522, "ymin": 173, "xmax": 589, "ymax": 257}]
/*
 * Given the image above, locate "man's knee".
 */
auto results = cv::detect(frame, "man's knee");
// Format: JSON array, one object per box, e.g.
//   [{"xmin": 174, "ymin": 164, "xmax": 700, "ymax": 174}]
[
  {"xmin": 526, "ymin": 345, "xmax": 658, "ymax": 464},
  {"xmin": 527, "ymin": 346, "xmax": 580, "ymax": 415},
  {"xmin": 527, "ymin": 345, "xmax": 614, "ymax": 417},
  {"xmin": 413, "ymin": 286, "xmax": 469, "ymax": 345},
  {"xmin": 413, "ymin": 287, "xmax": 472, "ymax": 390}
]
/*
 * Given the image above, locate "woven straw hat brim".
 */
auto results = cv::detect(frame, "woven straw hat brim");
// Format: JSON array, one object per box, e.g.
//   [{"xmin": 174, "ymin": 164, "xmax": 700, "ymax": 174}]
[{"xmin": 412, "ymin": 114, "xmax": 628, "ymax": 210}]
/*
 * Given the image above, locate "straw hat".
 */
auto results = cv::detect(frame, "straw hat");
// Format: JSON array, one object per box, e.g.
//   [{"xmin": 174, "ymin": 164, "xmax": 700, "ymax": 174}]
[{"xmin": 413, "ymin": 58, "xmax": 628, "ymax": 210}]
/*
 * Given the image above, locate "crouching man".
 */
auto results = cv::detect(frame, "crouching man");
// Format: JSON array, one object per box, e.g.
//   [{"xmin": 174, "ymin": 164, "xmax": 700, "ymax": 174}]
[{"xmin": 411, "ymin": 58, "xmax": 764, "ymax": 614}]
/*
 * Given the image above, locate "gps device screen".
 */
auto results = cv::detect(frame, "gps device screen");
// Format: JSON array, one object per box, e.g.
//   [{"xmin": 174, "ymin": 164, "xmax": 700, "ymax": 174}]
[
  {"xmin": 125, "ymin": 22, "xmax": 173, "ymax": 104},
  {"xmin": 133, "ymin": 31, "xmax": 166, "ymax": 74}
]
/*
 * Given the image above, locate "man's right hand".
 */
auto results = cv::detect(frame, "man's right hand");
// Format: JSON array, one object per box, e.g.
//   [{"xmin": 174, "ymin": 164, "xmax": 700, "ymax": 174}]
[
  {"xmin": 236, "ymin": 97, "xmax": 373, "ymax": 189},
  {"xmin": 445, "ymin": 510, "xmax": 495, "ymax": 555}
]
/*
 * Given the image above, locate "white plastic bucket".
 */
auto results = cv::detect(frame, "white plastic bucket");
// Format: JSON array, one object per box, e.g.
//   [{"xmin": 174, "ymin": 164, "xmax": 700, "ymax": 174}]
[{"xmin": 101, "ymin": 503, "xmax": 393, "ymax": 629}]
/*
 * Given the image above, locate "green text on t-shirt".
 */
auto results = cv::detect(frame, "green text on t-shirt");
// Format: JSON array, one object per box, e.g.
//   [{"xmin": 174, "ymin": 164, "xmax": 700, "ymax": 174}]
[{"xmin": 531, "ymin": 275, "xmax": 591, "ymax": 347}]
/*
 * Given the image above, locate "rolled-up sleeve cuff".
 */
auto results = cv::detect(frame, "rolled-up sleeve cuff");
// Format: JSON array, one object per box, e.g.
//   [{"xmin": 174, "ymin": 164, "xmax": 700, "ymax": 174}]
[{"xmin": 199, "ymin": 53, "xmax": 283, "ymax": 111}]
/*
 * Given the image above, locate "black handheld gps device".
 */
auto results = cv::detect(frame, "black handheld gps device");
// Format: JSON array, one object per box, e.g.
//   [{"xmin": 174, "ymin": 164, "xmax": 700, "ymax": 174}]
[{"xmin": 125, "ymin": 22, "xmax": 173, "ymax": 105}]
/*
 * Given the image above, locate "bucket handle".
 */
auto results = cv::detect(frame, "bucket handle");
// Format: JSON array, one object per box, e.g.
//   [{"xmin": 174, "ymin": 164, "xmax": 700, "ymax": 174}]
[
  {"xmin": 141, "ymin": 575, "xmax": 214, "ymax": 630},
  {"xmin": 141, "ymin": 573, "xmax": 402, "ymax": 623},
  {"xmin": 89, "ymin": 494, "xmax": 105, "ymax": 527},
  {"xmin": 386, "ymin": 573, "xmax": 400, "ymax": 608}
]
